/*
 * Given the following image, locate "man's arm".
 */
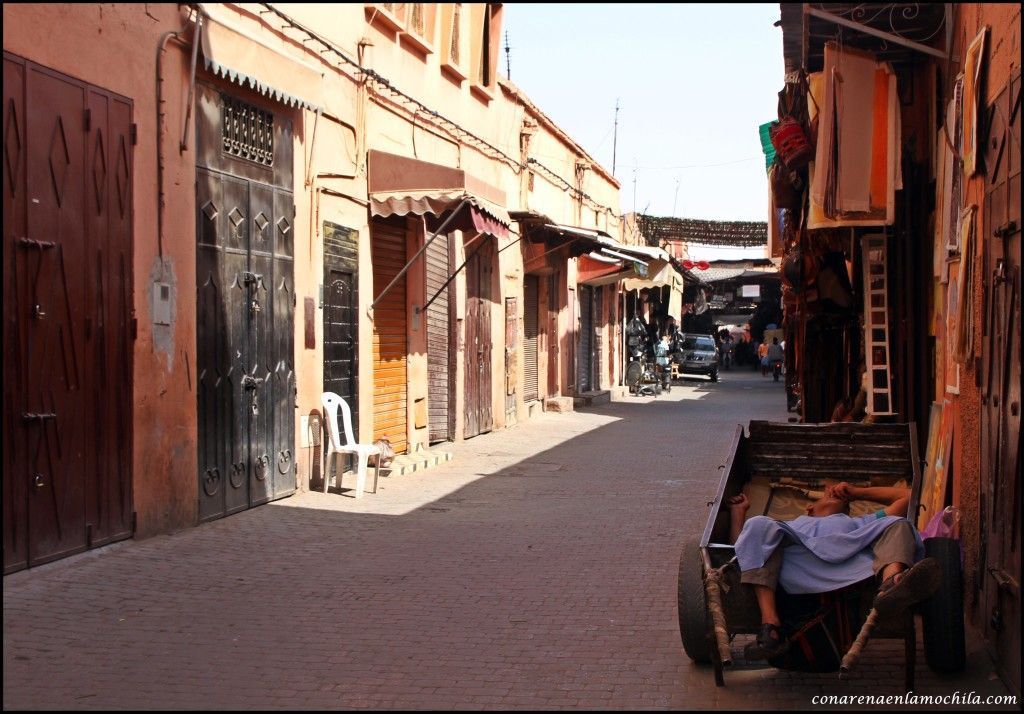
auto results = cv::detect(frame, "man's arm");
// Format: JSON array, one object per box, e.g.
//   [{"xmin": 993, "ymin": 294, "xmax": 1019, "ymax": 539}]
[{"xmin": 831, "ymin": 482, "xmax": 911, "ymax": 517}]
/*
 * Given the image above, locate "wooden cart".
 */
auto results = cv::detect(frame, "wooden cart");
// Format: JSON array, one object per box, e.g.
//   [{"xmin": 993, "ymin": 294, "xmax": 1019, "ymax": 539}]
[{"xmin": 677, "ymin": 421, "xmax": 966, "ymax": 687}]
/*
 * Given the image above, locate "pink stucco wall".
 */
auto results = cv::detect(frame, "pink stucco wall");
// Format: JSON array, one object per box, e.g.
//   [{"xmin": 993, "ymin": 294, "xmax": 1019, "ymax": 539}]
[{"xmin": 3, "ymin": 3, "xmax": 200, "ymax": 536}]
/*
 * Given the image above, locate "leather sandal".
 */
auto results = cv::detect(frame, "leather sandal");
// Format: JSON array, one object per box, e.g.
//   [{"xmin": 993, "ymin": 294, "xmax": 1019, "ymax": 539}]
[
  {"xmin": 744, "ymin": 623, "xmax": 789, "ymax": 661},
  {"xmin": 873, "ymin": 557, "xmax": 942, "ymax": 617}
]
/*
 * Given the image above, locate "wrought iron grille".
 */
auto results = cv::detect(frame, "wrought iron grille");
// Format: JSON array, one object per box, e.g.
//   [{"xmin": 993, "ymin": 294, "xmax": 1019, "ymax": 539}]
[{"xmin": 221, "ymin": 95, "xmax": 274, "ymax": 166}]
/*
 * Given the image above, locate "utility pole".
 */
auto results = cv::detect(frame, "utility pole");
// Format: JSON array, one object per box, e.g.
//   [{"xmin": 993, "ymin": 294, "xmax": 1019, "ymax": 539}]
[
  {"xmin": 504, "ymin": 30, "xmax": 511, "ymax": 80},
  {"xmin": 632, "ymin": 159, "xmax": 638, "ymax": 216},
  {"xmin": 612, "ymin": 98, "xmax": 620, "ymax": 178}
]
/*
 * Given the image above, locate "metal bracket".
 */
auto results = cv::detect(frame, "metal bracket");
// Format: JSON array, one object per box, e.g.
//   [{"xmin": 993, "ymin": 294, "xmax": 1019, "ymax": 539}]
[{"xmin": 22, "ymin": 412, "xmax": 56, "ymax": 422}]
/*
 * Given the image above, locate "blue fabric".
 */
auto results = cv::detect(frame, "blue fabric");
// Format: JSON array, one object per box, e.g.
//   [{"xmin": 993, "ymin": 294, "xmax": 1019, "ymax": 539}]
[{"xmin": 735, "ymin": 513, "xmax": 925, "ymax": 595}]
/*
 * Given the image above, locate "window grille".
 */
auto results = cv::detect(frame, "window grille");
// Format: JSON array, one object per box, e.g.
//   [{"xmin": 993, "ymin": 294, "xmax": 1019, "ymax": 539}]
[
  {"xmin": 450, "ymin": 4, "xmax": 461, "ymax": 64},
  {"xmin": 221, "ymin": 95, "xmax": 274, "ymax": 167}
]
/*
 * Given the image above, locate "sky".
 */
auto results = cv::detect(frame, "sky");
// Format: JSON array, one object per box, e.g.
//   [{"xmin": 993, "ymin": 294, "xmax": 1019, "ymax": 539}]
[{"xmin": 501, "ymin": 3, "xmax": 785, "ymax": 260}]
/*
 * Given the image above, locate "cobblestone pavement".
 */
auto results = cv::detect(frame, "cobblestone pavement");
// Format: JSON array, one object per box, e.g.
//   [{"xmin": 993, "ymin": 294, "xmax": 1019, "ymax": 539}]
[{"xmin": 3, "ymin": 369, "xmax": 1014, "ymax": 710}]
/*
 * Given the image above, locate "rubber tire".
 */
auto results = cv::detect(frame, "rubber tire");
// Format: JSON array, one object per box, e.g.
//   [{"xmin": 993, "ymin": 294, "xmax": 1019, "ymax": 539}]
[
  {"xmin": 678, "ymin": 537, "xmax": 712, "ymax": 664},
  {"xmin": 921, "ymin": 537, "xmax": 966, "ymax": 672}
]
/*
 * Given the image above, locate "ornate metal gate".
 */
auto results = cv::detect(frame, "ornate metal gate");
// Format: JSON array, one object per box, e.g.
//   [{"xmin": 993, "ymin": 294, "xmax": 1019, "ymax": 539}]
[
  {"xmin": 323, "ymin": 221, "xmax": 358, "ymax": 471},
  {"xmin": 196, "ymin": 84, "xmax": 295, "ymax": 522}
]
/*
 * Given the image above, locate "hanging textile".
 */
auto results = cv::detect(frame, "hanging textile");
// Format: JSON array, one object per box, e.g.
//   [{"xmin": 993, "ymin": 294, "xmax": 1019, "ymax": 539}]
[{"xmin": 807, "ymin": 43, "xmax": 901, "ymax": 229}]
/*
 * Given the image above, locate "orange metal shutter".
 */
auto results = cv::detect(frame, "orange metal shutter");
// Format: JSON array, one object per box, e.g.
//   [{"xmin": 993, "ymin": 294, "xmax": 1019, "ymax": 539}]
[{"xmin": 371, "ymin": 216, "xmax": 408, "ymax": 454}]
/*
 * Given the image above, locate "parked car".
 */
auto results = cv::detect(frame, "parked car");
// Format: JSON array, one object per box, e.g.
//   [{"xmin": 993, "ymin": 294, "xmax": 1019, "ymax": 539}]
[{"xmin": 675, "ymin": 333, "xmax": 720, "ymax": 382}]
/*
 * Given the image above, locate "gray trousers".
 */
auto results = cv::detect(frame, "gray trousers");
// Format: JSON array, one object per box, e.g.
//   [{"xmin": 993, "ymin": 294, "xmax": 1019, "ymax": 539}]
[{"xmin": 740, "ymin": 519, "xmax": 916, "ymax": 589}]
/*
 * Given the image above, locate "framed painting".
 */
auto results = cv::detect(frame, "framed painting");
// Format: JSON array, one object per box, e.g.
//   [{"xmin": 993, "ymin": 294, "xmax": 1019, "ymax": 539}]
[{"xmin": 944, "ymin": 266, "xmax": 961, "ymax": 395}]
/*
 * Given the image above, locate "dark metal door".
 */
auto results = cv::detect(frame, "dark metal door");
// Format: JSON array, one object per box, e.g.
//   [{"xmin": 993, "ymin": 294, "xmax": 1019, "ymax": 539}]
[
  {"xmin": 196, "ymin": 85, "xmax": 295, "ymax": 522},
  {"xmin": 980, "ymin": 68, "xmax": 1021, "ymax": 696},
  {"xmin": 594, "ymin": 286, "xmax": 604, "ymax": 390},
  {"xmin": 426, "ymin": 232, "xmax": 451, "ymax": 442},
  {"xmin": 323, "ymin": 221, "xmax": 358, "ymax": 469},
  {"xmin": 3, "ymin": 55, "xmax": 134, "ymax": 573},
  {"xmin": 523, "ymin": 275, "xmax": 540, "ymax": 402},
  {"xmin": 577, "ymin": 285, "xmax": 593, "ymax": 392},
  {"xmin": 464, "ymin": 235, "xmax": 493, "ymax": 438}
]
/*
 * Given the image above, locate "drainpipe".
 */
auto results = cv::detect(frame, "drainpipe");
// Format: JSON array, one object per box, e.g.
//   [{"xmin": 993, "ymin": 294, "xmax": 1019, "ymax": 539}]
[{"xmin": 155, "ymin": 21, "xmax": 191, "ymax": 258}]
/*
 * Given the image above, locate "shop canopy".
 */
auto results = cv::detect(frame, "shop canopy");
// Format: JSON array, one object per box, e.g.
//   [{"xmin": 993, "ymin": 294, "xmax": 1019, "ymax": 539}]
[
  {"xmin": 197, "ymin": 3, "xmax": 326, "ymax": 111},
  {"xmin": 368, "ymin": 150, "xmax": 511, "ymax": 239}
]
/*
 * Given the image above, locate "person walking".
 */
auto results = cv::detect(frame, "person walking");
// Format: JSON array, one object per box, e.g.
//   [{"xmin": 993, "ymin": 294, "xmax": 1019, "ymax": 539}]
[{"xmin": 767, "ymin": 337, "xmax": 785, "ymax": 381}]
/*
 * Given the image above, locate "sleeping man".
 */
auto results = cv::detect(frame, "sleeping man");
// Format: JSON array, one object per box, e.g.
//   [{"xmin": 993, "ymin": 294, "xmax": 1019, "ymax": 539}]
[{"xmin": 728, "ymin": 482, "xmax": 941, "ymax": 661}]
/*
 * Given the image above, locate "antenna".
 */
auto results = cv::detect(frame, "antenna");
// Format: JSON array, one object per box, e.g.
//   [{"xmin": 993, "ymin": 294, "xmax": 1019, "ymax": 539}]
[
  {"xmin": 632, "ymin": 158, "xmax": 638, "ymax": 216},
  {"xmin": 504, "ymin": 30, "xmax": 512, "ymax": 80},
  {"xmin": 612, "ymin": 98, "xmax": 620, "ymax": 178},
  {"xmin": 672, "ymin": 177, "xmax": 681, "ymax": 216}
]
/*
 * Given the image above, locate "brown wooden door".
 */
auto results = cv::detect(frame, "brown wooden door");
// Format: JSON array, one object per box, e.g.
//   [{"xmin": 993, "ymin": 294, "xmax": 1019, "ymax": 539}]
[
  {"xmin": 980, "ymin": 68, "xmax": 1021, "ymax": 696},
  {"xmin": 371, "ymin": 216, "xmax": 408, "ymax": 454},
  {"xmin": 523, "ymin": 275, "xmax": 540, "ymax": 402},
  {"xmin": 547, "ymin": 271, "xmax": 560, "ymax": 397},
  {"xmin": 464, "ymin": 235, "xmax": 494, "ymax": 438},
  {"xmin": 3, "ymin": 55, "xmax": 133, "ymax": 573},
  {"xmin": 426, "ymin": 232, "xmax": 451, "ymax": 443}
]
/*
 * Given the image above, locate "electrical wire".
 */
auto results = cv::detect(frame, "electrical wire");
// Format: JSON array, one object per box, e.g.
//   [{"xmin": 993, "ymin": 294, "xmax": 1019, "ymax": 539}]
[{"xmin": 253, "ymin": 3, "xmax": 625, "ymax": 219}]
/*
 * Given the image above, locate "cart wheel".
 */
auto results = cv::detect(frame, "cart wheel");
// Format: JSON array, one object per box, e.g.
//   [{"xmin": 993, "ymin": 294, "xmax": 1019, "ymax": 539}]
[
  {"xmin": 921, "ymin": 537, "xmax": 966, "ymax": 672},
  {"xmin": 678, "ymin": 537, "xmax": 712, "ymax": 664}
]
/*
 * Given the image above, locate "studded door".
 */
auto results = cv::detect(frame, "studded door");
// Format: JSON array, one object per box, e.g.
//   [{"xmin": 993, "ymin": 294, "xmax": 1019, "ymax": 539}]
[
  {"xmin": 980, "ymin": 68, "xmax": 1021, "ymax": 696},
  {"xmin": 196, "ymin": 85, "xmax": 295, "ymax": 522},
  {"xmin": 3, "ymin": 55, "xmax": 134, "ymax": 573}
]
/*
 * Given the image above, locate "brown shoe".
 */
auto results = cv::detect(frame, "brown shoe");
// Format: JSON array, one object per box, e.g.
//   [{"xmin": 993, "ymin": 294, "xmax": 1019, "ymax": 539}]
[{"xmin": 873, "ymin": 557, "xmax": 942, "ymax": 617}]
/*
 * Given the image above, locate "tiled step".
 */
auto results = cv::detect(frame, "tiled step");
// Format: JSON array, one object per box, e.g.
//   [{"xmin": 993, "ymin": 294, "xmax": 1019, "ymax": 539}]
[
  {"xmin": 379, "ymin": 446, "xmax": 453, "ymax": 477},
  {"xmin": 573, "ymin": 390, "xmax": 611, "ymax": 408}
]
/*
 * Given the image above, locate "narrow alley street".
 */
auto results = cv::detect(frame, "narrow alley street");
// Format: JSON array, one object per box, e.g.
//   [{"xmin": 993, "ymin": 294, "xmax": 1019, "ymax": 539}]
[{"xmin": 3, "ymin": 371, "xmax": 1011, "ymax": 710}]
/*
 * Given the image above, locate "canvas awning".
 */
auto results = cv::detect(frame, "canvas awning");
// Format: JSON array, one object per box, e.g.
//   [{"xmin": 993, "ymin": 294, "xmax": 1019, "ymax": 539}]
[
  {"xmin": 368, "ymin": 150, "xmax": 510, "ymax": 239},
  {"xmin": 197, "ymin": 3, "xmax": 326, "ymax": 111}
]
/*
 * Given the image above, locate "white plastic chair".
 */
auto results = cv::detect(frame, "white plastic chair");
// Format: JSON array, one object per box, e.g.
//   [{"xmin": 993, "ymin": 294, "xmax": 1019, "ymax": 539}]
[{"xmin": 321, "ymin": 392, "xmax": 381, "ymax": 498}]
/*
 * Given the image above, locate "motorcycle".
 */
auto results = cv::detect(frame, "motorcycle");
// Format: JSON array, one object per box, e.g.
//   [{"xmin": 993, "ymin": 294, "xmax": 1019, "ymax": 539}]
[{"xmin": 771, "ymin": 359, "xmax": 783, "ymax": 382}]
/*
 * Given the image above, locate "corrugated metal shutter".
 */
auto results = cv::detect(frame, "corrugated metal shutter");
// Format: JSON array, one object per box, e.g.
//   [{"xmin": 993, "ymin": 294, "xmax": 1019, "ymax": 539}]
[
  {"xmin": 523, "ymin": 275, "xmax": 539, "ymax": 402},
  {"xmin": 577, "ymin": 285, "xmax": 593, "ymax": 392},
  {"xmin": 594, "ymin": 286, "xmax": 604, "ymax": 390},
  {"xmin": 426, "ymin": 233, "xmax": 450, "ymax": 442},
  {"xmin": 371, "ymin": 216, "xmax": 408, "ymax": 454}
]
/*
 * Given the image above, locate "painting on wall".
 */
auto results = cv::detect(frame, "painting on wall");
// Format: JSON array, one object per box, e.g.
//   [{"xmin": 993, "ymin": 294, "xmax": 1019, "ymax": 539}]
[
  {"xmin": 918, "ymin": 401, "xmax": 944, "ymax": 530},
  {"xmin": 945, "ymin": 265, "xmax": 961, "ymax": 395},
  {"xmin": 929, "ymin": 400, "xmax": 955, "ymax": 524},
  {"xmin": 963, "ymin": 28, "xmax": 987, "ymax": 177}
]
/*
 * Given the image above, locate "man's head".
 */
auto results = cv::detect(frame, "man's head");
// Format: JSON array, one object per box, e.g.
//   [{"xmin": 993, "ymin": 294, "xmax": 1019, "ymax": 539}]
[
  {"xmin": 805, "ymin": 493, "xmax": 850, "ymax": 517},
  {"xmin": 772, "ymin": 337, "xmax": 779, "ymax": 345}
]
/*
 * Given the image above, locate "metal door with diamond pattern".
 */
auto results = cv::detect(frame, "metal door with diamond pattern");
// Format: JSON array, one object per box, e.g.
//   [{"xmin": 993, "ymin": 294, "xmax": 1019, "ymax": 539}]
[
  {"xmin": 3, "ymin": 54, "xmax": 134, "ymax": 573},
  {"xmin": 196, "ymin": 84, "xmax": 295, "ymax": 522}
]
